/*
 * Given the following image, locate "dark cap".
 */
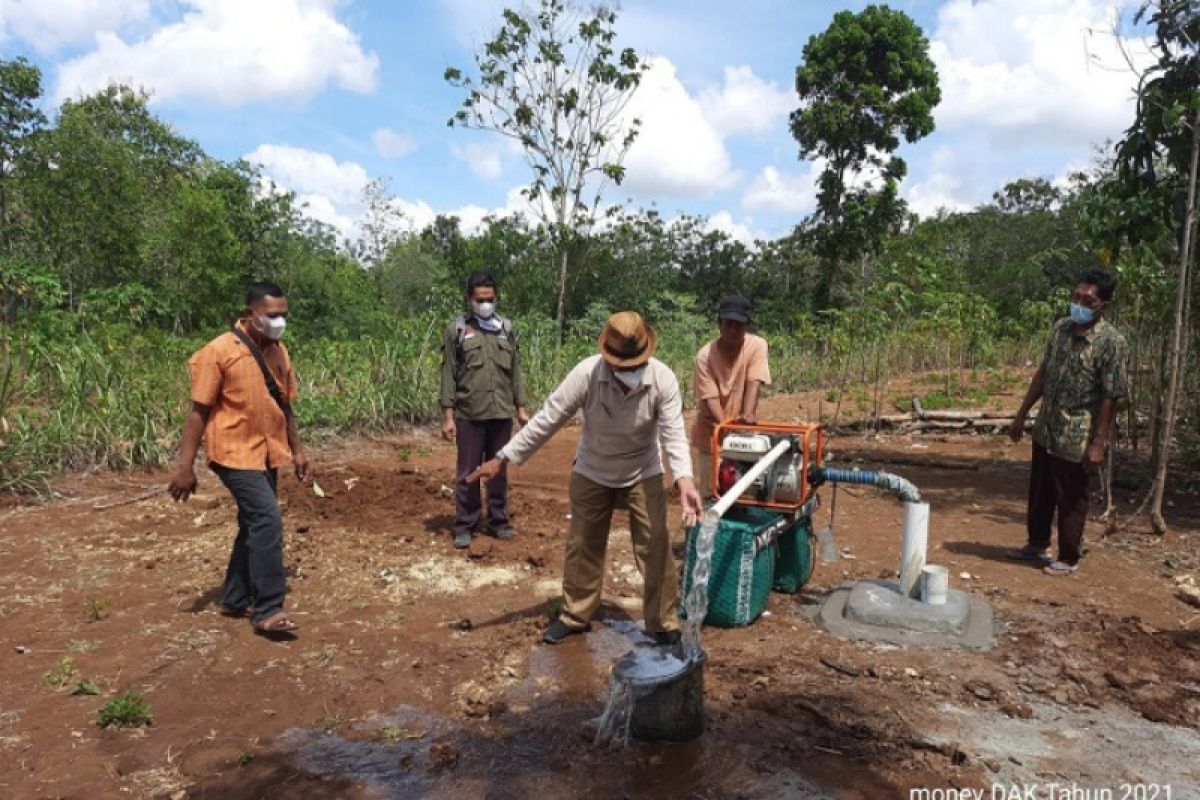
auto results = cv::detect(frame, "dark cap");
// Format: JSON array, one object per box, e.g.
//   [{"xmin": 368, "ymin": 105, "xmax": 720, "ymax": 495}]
[{"xmin": 717, "ymin": 294, "xmax": 752, "ymax": 323}]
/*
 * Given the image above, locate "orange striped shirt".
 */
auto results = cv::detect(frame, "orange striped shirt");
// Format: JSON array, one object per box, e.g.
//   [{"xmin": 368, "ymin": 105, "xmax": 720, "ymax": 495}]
[{"xmin": 187, "ymin": 321, "xmax": 299, "ymax": 470}]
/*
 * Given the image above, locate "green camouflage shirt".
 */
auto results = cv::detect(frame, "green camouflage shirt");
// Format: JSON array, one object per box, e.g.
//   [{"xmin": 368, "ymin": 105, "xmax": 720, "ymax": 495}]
[
  {"xmin": 1032, "ymin": 317, "xmax": 1129, "ymax": 462},
  {"xmin": 439, "ymin": 316, "xmax": 528, "ymax": 421}
]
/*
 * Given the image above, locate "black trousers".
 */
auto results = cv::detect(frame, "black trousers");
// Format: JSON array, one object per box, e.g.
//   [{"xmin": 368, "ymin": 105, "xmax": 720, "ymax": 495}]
[
  {"xmin": 1026, "ymin": 441, "xmax": 1089, "ymax": 565},
  {"xmin": 454, "ymin": 419, "xmax": 513, "ymax": 537},
  {"xmin": 212, "ymin": 465, "xmax": 286, "ymax": 622}
]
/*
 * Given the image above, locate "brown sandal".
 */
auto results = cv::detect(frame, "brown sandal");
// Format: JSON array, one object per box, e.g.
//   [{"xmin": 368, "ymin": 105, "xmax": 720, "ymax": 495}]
[
  {"xmin": 252, "ymin": 612, "xmax": 298, "ymax": 633},
  {"xmin": 219, "ymin": 605, "xmax": 254, "ymax": 618}
]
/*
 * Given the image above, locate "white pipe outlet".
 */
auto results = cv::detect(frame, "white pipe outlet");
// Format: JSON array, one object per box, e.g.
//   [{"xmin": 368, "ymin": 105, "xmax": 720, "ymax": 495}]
[
  {"xmin": 710, "ymin": 439, "xmax": 792, "ymax": 519},
  {"xmin": 920, "ymin": 565, "xmax": 949, "ymax": 605},
  {"xmin": 898, "ymin": 501, "xmax": 930, "ymax": 598}
]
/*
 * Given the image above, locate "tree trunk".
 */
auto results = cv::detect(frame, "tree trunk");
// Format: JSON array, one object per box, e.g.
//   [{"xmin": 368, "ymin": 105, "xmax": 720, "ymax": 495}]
[
  {"xmin": 1148, "ymin": 110, "xmax": 1200, "ymax": 534},
  {"xmin": 554, "ymin": 247, "xmax": 569, "ymax": 347}
]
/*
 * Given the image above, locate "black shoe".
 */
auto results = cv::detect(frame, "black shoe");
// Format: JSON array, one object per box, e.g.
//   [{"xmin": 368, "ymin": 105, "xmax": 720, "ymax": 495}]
[
  {"xmin": 651, "ymin": 630, "xmax": 682, "ymax": 646},
  {"xmin": 542, "ymin": 619, "xmax": 589, "ymax": 644},
  {"xmin": 453, "ymin": 531, "xmax": 472, "ymax": 550},
  {"xmin": 487, "ymin": 523, "xmax": 515, "ymax": 540}
]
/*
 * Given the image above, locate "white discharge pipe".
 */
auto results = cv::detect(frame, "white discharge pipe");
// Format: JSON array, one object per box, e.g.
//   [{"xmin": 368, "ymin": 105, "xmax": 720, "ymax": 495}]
[
  {"xmin": 710, "ymin": 439, "xmax": 793, "ymax": 519},
  {"xmin": 898, "ymin": 501, "xmax": 930, "ymax": 598}
]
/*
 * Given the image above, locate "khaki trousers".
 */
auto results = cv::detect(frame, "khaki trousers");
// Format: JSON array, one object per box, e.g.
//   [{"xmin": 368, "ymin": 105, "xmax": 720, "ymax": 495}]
[
  {"xmin": 561, "ymin": 472, "xmax": 680, "ymax": 634},
  {"xmin": 693, "ymin": 448, "xmax": 714, "ymax": 500}
]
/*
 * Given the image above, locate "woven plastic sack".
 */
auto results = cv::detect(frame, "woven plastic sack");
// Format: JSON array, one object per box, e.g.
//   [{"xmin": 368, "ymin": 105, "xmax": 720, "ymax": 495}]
[
  {"xmin": 773, "ymin": 516, "xmax": 815, "ymax": 594},
  {"xmin": 681, "ymin": 506, "xmax": 777, "ymax": 628}
]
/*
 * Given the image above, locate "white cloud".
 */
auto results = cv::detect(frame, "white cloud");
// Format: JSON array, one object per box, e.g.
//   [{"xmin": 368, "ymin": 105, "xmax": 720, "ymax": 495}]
[
  {"xmin": 247, "ymin": 144, "xmax": 369, "ymax": 206},
  {"xmin": 930, "ymin": 0, "xmax": 1151, "ymax": 145},
  {"xmin": 450, "ymin": 140, "xmax": 520, "ymax": 182},
  {"xmin": 54, "ymin": 0, "xmax": 379, "ymax": 107},
  {"xmin": 248, "ymin": 142, "xmax": 542, "ymax": 241},
  {"xmin": 698, "ymin": 65, "xmax": 794, "ymax": 137},
  {"xmin": 741, "ymin": 165, "xmax": 819, "ymax": 215},
  {"xmin": 705, "ymin": 211, "xmax": 765, "ymax": 246},
  {"xmin": 372, "ymin": 128, "xmax": 417, "ymax": 159},
  {"xmin": 623, "ymin": 57, "xmax": 740, "ymax": 198},
  {"xmin": 247, "ymin": 144, "xmax": 370, "ymax": 237},
  {"xmin": 0, "ymin": 0, "xmax": 156, "ymax": 53},
  {"xmin": 903, "ymin": 147, "xmax": 974, "ymax": 218}
]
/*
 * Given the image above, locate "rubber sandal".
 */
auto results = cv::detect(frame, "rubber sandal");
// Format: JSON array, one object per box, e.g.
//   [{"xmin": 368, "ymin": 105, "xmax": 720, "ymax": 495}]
[
  {"xmin": 1043, "ymin": 561, "xmax": 1078, "ymax": 576},
  {"xmin": 219, "ymin": 605, "xmax": 254, "ymax": 618},
  {"xmin": 252, "ymin": 612, "xmax": 299, "ymax": 633}
]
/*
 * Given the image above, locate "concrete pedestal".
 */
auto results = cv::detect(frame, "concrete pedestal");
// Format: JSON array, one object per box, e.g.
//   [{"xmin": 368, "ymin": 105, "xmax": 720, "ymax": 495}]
[{"xmin": 813, "ymin": 580, "xmax": 994, "ymax": 650}]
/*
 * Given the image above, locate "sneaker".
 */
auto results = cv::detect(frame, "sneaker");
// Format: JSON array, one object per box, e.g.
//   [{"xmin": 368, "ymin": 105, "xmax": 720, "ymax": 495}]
[
  {"xmin": 1006, "ymin": 545, "xmax": 1052, "ymax": 563},
  {"xmin": 1043, "ymin": 560, "xmax": 1079, "ymax": 576},
  {"xmin": 487, "ymin": 523, "xmax": 515, "ymax": 540},
  {"xmin": 651, "ymin": 630, "xmax": 682, "ymax": 646},
  {"xmin": 453, "ymin": 531, "xmax": 472, "ymax": 550},
  {"xmin": 541, "ymin": 619, "xmax": 589, "ymax": 644}
]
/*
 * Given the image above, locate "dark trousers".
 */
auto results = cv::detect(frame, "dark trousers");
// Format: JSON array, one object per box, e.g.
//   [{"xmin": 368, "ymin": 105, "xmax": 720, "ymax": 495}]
[
  {"xmin": 454, "ymin": 419, "xmax": 513, "ymax": 537},
  {"xmin": 213, "ymin": 465, "xmax": 286, "ymax": 623},
  {"xmin": 1026, "ymin": 441, "xmax": 1089, "ymax": 565}
]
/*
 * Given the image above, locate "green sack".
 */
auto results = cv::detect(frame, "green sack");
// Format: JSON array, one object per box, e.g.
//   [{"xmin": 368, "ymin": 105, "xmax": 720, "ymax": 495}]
[
  {"xmin": 682, "ymin": 506, "xmax": 778, "ymax": 628},
  {"xmin": 773, "ymin": 516, "xmax": 815, "ymax": 594}
]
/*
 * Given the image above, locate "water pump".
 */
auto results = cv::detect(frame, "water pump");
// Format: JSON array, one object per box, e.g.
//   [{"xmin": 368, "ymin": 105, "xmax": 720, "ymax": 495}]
[{"xmin": 710, "ymin": 421, "xmax": 824, "ymax": 512}]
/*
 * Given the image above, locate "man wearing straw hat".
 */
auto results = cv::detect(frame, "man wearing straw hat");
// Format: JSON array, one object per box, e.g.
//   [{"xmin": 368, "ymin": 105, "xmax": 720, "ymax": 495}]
[{"xmin": 468, "ymin": 311, "xmax": 704, "ymax": 645}]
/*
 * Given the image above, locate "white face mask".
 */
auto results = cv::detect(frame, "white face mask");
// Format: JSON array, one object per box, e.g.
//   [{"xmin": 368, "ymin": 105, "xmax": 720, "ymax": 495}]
[
  {"xmin": 614, "ymin": 365, "xmax": 646, "ymax": 389},
  {"xmin": 253, "ymin": 313, "xmax": 287, "ymax": 341},
  {"xmin": 472, "ymin": 301, "xmax": 496, "ymax": 319}
]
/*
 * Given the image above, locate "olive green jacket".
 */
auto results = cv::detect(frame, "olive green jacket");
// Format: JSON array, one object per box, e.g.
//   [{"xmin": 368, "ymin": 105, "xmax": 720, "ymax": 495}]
[{"xmin": 439, "ymin": 316, "xmax": 528, "ymax": 421}]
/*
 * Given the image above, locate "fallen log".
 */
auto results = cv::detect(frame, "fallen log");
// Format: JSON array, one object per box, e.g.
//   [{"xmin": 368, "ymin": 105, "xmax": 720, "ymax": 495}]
[{"xmin": 831, "ymin": 451, "xmax": 982, "ymax": 471}]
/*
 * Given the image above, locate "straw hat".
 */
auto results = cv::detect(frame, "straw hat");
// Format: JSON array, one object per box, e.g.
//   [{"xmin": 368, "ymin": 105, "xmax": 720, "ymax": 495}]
[{"xmin": 598, "ymin": 311, "xmax": 657, "ymax": 368}]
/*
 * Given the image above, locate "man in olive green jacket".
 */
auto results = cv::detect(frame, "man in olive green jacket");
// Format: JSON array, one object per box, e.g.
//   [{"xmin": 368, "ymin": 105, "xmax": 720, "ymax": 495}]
[{"xmin": 440, "ymin": 272, "xmax": 530, "ymax": 549}]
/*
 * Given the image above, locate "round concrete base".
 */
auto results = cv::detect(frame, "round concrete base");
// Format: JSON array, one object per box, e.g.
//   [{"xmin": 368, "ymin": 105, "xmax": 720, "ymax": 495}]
[{"xmin": 812, "ymin": 580, "xmax": 994, "ymax": 650}]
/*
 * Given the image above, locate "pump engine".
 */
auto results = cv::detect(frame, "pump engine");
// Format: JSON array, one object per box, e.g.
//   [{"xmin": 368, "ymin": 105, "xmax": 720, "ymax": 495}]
[{"xmin": 711, "ymin": 422, "xmax": 824, "ymax": 512}]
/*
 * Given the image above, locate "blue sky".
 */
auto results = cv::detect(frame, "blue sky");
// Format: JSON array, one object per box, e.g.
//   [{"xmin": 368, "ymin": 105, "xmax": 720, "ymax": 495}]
[{"xmin": 0, "ymin": 0, "xmax": 1150, "ymax": 243}]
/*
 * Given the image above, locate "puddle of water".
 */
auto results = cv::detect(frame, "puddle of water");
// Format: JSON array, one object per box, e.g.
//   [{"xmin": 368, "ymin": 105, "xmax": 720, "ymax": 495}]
[
  {"xmin": 507, "ymin": 619, "xmax": 650, "ymax": 710},
  {"xmin": 273, "ymin": 626, "xmax": 898, "ymax": 800}
]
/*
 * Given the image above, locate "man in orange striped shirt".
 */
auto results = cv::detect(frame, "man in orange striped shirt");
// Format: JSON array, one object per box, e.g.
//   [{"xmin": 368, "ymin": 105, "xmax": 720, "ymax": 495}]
[{"xmin": 168, "ymin": 282, "xmax": 308, "ymax": 635}]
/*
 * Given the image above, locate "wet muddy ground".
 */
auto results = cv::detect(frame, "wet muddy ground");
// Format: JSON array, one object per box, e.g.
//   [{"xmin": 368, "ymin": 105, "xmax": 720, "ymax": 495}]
[{"xmin": 2, "ymin": 390, "xmax": 1199, "ymax": 799}]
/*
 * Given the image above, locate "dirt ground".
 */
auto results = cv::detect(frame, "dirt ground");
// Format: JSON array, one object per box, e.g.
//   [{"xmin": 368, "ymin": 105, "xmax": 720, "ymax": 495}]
[{"xmin": 2, "ymin": 388, "xmax": 1200, "ymax": 800}]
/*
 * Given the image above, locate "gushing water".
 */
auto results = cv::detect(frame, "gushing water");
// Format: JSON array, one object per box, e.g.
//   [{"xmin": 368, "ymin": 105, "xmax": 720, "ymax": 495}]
[
  {"xmin": 682, "ymin": 510, "xmax": 720, "ymax": 661},
  {"xmin": 594, "ymin": 510, "xmax": 720, "ymax": 747}
]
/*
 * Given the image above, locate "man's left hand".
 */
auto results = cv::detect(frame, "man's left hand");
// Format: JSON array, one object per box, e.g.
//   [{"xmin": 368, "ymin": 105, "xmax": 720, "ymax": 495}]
[
  {"xmin": 293, "ymin": 451, "xmax": 311, "ymax": 483},
  {"xmin": 677, "ymin": 477, "xmax": 704, "ymax": 527},
  {"xmin": 1084, "ymin": 441, "xmax": 1105, "ymax": 473},
  {"xmin": 516, "ymin": 407, "xmax": 530, "ymax": 427}
]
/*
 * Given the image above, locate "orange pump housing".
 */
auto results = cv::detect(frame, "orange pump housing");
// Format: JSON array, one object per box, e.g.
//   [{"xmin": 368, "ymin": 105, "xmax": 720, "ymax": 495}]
[{"xmin": 709, "ymin": 421, "xmax": 825, "ymax": 511}]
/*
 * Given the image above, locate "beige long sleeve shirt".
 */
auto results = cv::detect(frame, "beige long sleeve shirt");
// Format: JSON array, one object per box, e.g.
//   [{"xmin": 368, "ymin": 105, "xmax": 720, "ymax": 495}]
[{"xmin": 498, "ymin": 355, "xmax": 693, "ymax": 488}]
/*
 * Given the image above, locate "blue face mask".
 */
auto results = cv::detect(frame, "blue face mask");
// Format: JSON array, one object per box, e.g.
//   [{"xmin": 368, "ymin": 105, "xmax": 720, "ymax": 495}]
[{"xmin": 1069, "ymin": 302, "xmax": 1097, "ymax": 325}]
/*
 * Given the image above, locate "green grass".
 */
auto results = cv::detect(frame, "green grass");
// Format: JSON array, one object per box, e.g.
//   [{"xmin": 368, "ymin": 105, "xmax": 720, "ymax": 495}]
[
  {"xmin": 84, "ymin": 597, "xmax": 110, "ymax": 622},
  {"xmin": 42, "ymin": 657, "xmax": 76, "ymax": 689},
  {"xmin": 1, "ymin": 312, "xmax": 1048, "ymax": 493},
  {"xmin": 97, "ymin": 691, "xmax": 153, "ymax": 729},
  {"xmin": 70, "ymin": 679, "xmax": 101, "ymax": 696}
]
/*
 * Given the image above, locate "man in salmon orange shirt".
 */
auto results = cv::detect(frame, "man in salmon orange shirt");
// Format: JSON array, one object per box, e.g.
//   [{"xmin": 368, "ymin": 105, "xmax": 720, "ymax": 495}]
[
  {"xmin": 168, "ymin": 282, "xmax": 309, "ymax": 635},
  {"xmin": 690, "ymin": 295, "xmax": 771, "ymax": 499}
]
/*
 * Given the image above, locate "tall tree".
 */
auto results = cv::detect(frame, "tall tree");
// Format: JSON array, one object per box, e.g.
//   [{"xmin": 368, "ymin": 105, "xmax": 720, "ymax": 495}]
[
  {"xmin": 1107, "ymin": 0, "xmax": 1199, "ymax": 533},
  {"xmin": 790, "ymin": 4, "xmax": 940, "ymax": 310},
  {"xmin": 20, "ymin": 85, "xmax": 200, "ymax": 304},
  {"xmin": 445, "ymin": 0, "xmax": 645, "ymax": 336},
  {"xmin": 0, "ymin": 57, "xmax": 46, "ymax": 253}
]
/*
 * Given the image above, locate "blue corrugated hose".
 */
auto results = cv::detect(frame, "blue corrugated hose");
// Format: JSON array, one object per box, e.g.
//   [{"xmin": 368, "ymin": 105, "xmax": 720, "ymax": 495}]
[{"xmin": 812, "ymin": 467, "xmax": 922, "ymax": 504}]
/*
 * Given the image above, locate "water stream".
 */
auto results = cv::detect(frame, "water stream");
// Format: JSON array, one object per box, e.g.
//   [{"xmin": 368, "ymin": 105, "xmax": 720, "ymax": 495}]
[{"xmin": 594, "ymin": 510, "xmax": 720, "ymax": 747}]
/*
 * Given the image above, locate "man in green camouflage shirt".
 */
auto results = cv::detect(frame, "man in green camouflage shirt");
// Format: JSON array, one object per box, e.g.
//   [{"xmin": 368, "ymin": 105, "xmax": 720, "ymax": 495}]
[
  {"xmin": 1008, "ymin": 268, "xmax": 1129, "ymax": 576},
  {"xmin": 440, "ymin": 272, "xmax": 530, "ymax": 550}
]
